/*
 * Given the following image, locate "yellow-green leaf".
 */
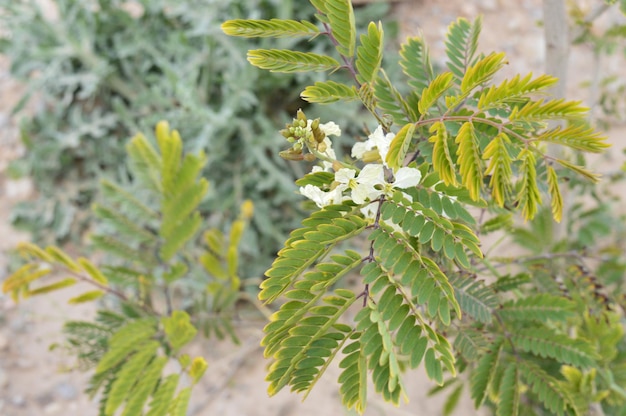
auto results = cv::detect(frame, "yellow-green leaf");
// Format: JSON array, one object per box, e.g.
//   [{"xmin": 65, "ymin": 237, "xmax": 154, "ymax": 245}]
[
  {"xmin": 546, "ymin": 166, "xmax": 563, "ymax": 222},
  {"xmin": 483, "ymin": 132, "xmax": 513, "ymax": 207},
  {"xmin": 355, "ymin": 21, "xmax": 384, "ymax": 84},
  {"xmin": 77, "ymin": 257, "xmax": 108, "ymax": 285},
  {"xmin": 189, "ymin": 357, "xmax": 208, "ymax": 384},
  {"xmin": 418, "ymin": 72, "xmax": 454, "ymax": 115},
  {"xmin": 429, "ymin": 122, "xmax": 457, "ymax": 186},
  {"xmin": 385, "ymin": 123, "xmax": 416, "ymax": 170},
  {"xmin": 516, "ymin": 149, "xmax": 542, "ymax": 220},
  {"xmin": 221, "ymin": 19, "xmax": 320, "ymax": 38},
  {"xmin": 455, "ymin": 122, "xmax": 482, "ymax": 201},
  {"xmin": 27, "ymin": 278, "xmax": 76, "ymax": 297},
  {"xmin": 68, "ymin": 290, "xmax": 105, "ymax": 304},
  {"xmin": 247, "ymin": 50, "xmax": 340, "ymax": 73}
]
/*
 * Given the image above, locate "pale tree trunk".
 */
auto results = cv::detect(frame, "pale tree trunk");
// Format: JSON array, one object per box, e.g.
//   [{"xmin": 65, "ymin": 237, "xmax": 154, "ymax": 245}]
[{"xmin": 542, "ymin": 0, "xmax": 569, "ymax": 239}]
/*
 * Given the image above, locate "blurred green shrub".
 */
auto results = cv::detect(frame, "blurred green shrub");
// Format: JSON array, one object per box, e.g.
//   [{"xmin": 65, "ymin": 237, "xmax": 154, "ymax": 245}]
[{"xmin": 0, "ymin": 0, "xmax": 390, "ymax": 278}]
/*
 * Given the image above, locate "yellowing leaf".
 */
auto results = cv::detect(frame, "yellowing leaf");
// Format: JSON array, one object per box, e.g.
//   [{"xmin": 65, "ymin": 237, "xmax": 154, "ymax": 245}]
[
  {"xmin": 68, "ymin": 290, "xmax": 105, "ymax": 304},
  {"xmin": 189, "ymin": 357, "xmax": 208, "ymax": 384},
  {"xmin": 546, "ymin": 166, "xmax": 563, "ymax": 222},
  {"xmin": 455, "ymin": 122, "xmax": 483, "ymax": 201},
  {"xmin": 429, "ymin": 122, "xmax": 457, "ymax": 186},
  {"xmin": 385, "ymin": 123, "xmax": 415, "ymax": 170},
  {"xmin": 418, "ymin": 72, "xmax": 454, "ymax": 115}
]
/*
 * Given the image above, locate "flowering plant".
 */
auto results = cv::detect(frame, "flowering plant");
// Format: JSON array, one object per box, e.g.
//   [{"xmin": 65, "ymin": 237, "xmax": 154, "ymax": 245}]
[{"xmin": 222, "ymin": 2, "xmax": 623, "ymax": 415}]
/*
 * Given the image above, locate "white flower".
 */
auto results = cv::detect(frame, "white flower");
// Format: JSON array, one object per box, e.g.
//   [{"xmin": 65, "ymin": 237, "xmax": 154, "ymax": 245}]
[
  {"xmin": 335, "ymin": 165, "xmax": 385, "ymax": 204},
  {"xmin": 392, "ymin": 167, "xmax": 421, "ymax": 189},
  {"xmin": 299, "ymin": 184, "xmax": 345, "ymax": 208},
  {"xmin": 319, "ymin": 121, "xmax": 341, "ymax": 137},
  {"xmin": 351, "ymin": 125, "xmax": 394, "ymax": 167}
]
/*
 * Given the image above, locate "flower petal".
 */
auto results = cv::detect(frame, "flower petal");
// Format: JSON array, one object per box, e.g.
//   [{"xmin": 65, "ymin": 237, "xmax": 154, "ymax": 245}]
[{"xmin": 393, "ymin": 167, "xmax": 422, "ymax": 189}]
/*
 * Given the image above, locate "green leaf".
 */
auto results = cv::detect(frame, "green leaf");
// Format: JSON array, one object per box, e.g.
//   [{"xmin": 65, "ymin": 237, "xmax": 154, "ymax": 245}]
[
  {"xmin": 497, "ymin": 363, "xmax": 520, "ymax": 416},
  {"xmin": 221, "ymin": 19, "xmax": 320, "ymax": 38},
  {"xmin": 301, "ymin": 81, "xmax": 358, "ymax": 103},
  {"xmin": 471, "ymin": 339, "xmax": 503, "ymax": 407},
  {"xmin": 425, "ymin": 348, "xmax": 444, "ymax": 385},
  {"xmin": 519, "ymin": 361, "xmax": 572, "ymax": 415},
  {"xmin": 374, "ymin": 70, "xmax": 413, "ymax": 123},
  {"xmin": 146, "ymin": 374, "xmax": 179, "ymax": 416},
  {"xmin": 512, "ymin": 329, "xmax": 598, "ymax": 368},
  {"xmin": 400, "ymin": 36, "xmax": 434, "ymax": 93},
  {"xmin": 121, "ymin": 356, "xmax": 168, "ymax": 416},
  {"xmin": 162, "ymin": 311, "xmax": 198, "ymax": 352},
  {"xmin": 97, "ymin": 319, "xmax": 158, "ymax": 374},
  {"xmin": 104, "ymin": 341, "xmax": 159, "ymax": 416},
  {"xmin": 326, "ymin": 0, "xmax": 356, "ymax": 58},
  {"xmin": 355, "ymin": 21, "xmax": 383, "ymax": 84},
  {"xmin": 443, "ymin": 384, "xmax": 463, "ymax": 416},
  {"xmin": 247, "ymin": 50, "xmax": 340, "ymax": 73},
  {"xmin": 445, "ymin": 17, "xmax": 483, "ymax": 81},
  {"xmin": 450, "ymin": 274, "xmax": 497, "ymax": 324},
  {"xmin": 498, "ymin": 294, "xmax": 575, "ymax": 322},
  {"xmin": 339, "ymin": 340, "xmax": 368, "ymax": 413}
]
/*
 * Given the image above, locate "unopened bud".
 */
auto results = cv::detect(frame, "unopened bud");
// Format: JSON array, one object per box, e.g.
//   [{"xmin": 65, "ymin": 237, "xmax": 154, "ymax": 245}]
[
  {"xmin": 303, "ymin": 153, "xmax": 316, "ymax": 162},
  {"xmin": 296, "ymin": 109, "xmax": 307, "ymax": 123},
  {"xmin": 332, "ymin": 161, "xmax": 343, "ymax": 172},
  {"xmin": 362, "ymin": 149, "xmax": 382, "ymax": 163},
  {"xmin": 317, "ymin": 141, "xmax": 327, "ymax": 153},
  {"xmin": 279, "ymin": 150, "xmax": 304, "ymax": 161}
]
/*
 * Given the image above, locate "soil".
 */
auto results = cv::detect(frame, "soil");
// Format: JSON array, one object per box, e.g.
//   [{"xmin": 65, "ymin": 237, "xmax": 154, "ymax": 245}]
[{"xmin": 0, "ymin": 1, "xmax": 625, "ymax": 415}]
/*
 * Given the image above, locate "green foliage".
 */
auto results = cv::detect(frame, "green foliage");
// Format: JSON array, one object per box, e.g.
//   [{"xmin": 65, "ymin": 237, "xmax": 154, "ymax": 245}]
[
  {"xmin": 222, "ymin": 2, "xmax": 623, "ymax": 415},
  {"xmin": 4, "ymin": 123, "xmax": 256, "ymax": 414},
  {"xmin": 1, "ymin": 0, "xmax": 371, "ymax": 281}
]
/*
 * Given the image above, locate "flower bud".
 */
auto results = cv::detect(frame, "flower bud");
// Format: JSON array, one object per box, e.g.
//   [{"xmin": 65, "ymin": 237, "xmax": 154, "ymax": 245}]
[
  {"xmin": 296, "ymin": 109, "xmax": 307, "ymax": 123},
  {"xmin": 279, "ymin": 150, "xmax": 304, "ymax": 160},
  {"xmin": 303, "ymin": 153, "xmax": 316, "ymax": 162},
  {"xmin": 362, "ymin": 149, "xmax": 382, "ymax": 163},
  {"xmin": 317, "ymin": 141, "xmax": 327, "ymax": 153}
]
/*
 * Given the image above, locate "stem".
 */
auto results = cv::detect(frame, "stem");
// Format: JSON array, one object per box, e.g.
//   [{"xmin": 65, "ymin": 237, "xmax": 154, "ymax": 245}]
[
  {"xmin": 322, "ymin": 22, "xmax": 361, "ymax": 87},
  {"xmin": 65, "ymin": 267, "xmax": 156, "ymax": 315}
]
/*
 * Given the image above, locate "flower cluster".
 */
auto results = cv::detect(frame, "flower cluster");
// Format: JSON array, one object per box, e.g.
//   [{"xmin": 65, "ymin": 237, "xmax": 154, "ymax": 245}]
[
  {"xmin": 278, "ymin": 109, "xmax": 341, "ymax": 163},
  {"xmin": 299, "ymin": 124, "xmax": 422, "ymax": 218}
]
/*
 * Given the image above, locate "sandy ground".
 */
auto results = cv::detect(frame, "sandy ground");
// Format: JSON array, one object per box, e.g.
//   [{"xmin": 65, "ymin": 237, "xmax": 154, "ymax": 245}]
[{"xmin": 0, "ymin": 1, "xmax": 625, "ymax": 415}]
